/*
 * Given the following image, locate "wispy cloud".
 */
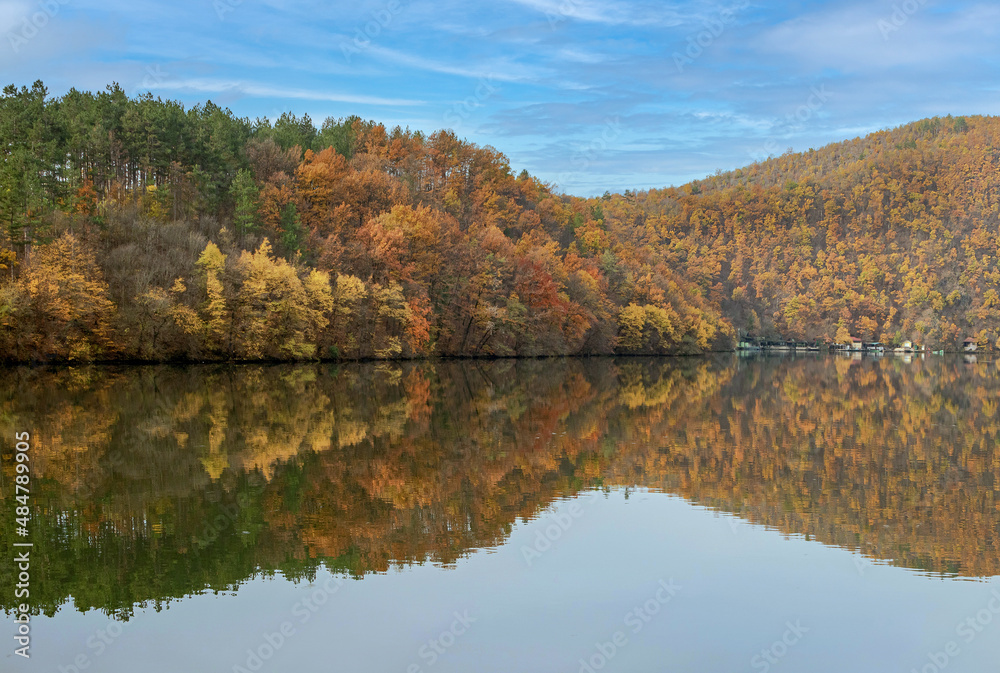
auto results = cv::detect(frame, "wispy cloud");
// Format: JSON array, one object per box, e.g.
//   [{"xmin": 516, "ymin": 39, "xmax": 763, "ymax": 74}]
[
  {"xmin": 753, "ymin": 2, "xmax": 1000, "ymax": 71},
  {"xmin": 555, "ymin": 47, "xmax": 611, "ymax": 64},
  {"xmin": 147, "ymin": 79, "xmax": 425, "ymax": 107},
  {"xmin": 364, "ymin": 44, "xmax": 545, "ymax": 83},
  {"xmin": 503, "ymin": 0, "xmax": 692, "ymax": 27},
  {"xmin": 3, "ymin": 0, "xmax": 997, "ymax": 196}
]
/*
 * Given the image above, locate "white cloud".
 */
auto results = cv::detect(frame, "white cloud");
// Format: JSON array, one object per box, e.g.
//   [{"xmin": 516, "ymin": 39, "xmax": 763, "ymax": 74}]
[
  {"xmin": 753, "ymin": 2, "xmax": 1000, "ymax": 73},
  {"xmin": 502, "ymin": 0, "xmax": 690, "ymax": 27},
  {"xmin": 147, "ymin": 79, "xmax": 425, "ymax": 107},
  {"xmin": 364, "ymin": 44, "xmax": 545, "ymax": 83},
  {"xmin": 556, "ymin": 47, "xmax": 609, "ymax": 64}
]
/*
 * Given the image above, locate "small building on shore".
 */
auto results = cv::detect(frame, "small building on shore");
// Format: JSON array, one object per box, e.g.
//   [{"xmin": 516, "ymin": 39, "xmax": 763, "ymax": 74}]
[{"xmin": 963, "ymin": 337, "xmax": 978, "ymax": 353}]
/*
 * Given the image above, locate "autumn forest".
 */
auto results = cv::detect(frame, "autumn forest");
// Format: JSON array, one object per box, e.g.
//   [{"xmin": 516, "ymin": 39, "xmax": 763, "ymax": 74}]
[{"xmin": 2, "ymin": 81, "xmax": 1000, "ymax": 361}]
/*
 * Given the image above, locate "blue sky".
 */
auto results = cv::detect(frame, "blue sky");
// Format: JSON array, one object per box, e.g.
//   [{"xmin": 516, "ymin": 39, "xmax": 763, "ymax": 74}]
[{"xmin": 1, "ymin": 0, "xmax": 997, "ymax": 195}]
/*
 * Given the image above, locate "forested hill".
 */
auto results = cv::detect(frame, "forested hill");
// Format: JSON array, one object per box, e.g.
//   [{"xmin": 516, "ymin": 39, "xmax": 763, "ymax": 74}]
[
  {"xmin": 625, "ymin": 114, "xmax": 1000, "ymax": 348},
  {"xmin": 0, "ymin": 81, "xmax": 997, "ymax": 362}
]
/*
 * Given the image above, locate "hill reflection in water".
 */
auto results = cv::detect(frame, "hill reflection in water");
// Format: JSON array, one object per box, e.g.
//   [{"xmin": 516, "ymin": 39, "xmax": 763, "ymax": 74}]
[{"xmin": 1, "ymin": 354, "xmax": 998, "ymax": 618}]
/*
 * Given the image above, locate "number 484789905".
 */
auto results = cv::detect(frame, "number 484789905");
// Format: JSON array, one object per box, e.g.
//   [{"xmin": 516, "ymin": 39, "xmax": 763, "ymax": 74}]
[{"xmin": 14, "ymin": 431, "xmax": 30, "ymax": 529}]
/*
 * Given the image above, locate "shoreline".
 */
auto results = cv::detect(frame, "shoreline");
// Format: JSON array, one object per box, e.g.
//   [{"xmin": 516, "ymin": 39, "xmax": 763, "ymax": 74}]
[{"xmin": 0, "ymin": 348, "xmax": 993, "ymax": 368}]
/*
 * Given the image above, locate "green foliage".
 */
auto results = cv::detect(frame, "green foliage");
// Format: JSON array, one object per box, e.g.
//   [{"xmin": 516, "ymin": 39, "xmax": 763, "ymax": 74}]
[
  {"xmin": 256, "ymin": 111, "xmax": 317, "ymax": 156},
  {"xmin": 0, "ymin": 81, "xmax": 58, "ymax": 249},
  {"xmin": 229, "ymin": 168, "xmax": 259, "ymax": 236},
  {"xmin": 315, "ymin": 115, "xmax": 364, "ymax": 159},
  {"xmin": 279, "ymin": 202, "xmax": 303, "ymax": 255}
]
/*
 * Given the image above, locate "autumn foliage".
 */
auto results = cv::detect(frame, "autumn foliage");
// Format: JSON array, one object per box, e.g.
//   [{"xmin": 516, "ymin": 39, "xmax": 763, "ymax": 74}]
[
  {"xmin": 2, "ymin": 356, "xmax": 998, "ymax": 615},
  {"xmin": 2, "ymin": 82, "xmax": 998, "ymax": 361}
]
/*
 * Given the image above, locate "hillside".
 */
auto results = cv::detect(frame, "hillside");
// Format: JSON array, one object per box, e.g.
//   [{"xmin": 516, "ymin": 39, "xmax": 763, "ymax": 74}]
[
  {"xmin": 614, "ymin": 114, "xmax": 1000, "ymax": 347},
  {"xmin": 0, "ymin": 81, "xmax": 997, "ymax": 361}
]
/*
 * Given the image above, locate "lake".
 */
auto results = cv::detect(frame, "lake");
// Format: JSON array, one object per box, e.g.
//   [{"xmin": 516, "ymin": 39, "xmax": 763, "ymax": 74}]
[{"xmin": 2, "ymin": 354, "xmax": 999, "ymax": 672}]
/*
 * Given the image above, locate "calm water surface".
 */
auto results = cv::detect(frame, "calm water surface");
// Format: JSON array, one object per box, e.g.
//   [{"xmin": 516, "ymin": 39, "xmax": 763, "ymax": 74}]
[{"xmin": 2, "ymin": 354, "xmax": 999, "ymax": 672}]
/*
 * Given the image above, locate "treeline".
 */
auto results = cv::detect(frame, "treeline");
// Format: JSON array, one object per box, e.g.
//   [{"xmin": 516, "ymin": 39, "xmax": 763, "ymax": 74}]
[
  {"xmin": 0, "ymin": 81, "xmax": 729, "ymax": 362},
  {"xmin": 3, "ymin": 82, "xmax": 1000, "ymax": 361}
]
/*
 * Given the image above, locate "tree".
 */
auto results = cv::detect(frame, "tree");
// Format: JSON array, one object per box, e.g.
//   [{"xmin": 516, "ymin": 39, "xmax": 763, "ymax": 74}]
[
  {"xmin": 371, "ymin": 281, "xmax": 409, "ymax": 359},
  {"xmin": 618, "ymin": 304, "xmax": 646, "ymax": 352},
  {"xmin": 327, "ymin": 274, "xmax": 367, "ymax": 357},
  {"xmin": 5, "ymin": 233, "xmax": 116, "ymax": 360},
  {"xmin": 835, "ymin": 322, "xmax": 852, "ymax": 345},
  {"xmin": 229, "ymin": 168, "xmax": 259, "ymax": 238},
  {"xmin": 230, "ymin": 239, "xmax": 331, "ymax": 359},
  {"xmin": 0, "ymin": 81, "xmax": 55, "ymax": 258},
  {"xmin": 170, "ymin": 241, "xmax": 228, "ymax": 357}
]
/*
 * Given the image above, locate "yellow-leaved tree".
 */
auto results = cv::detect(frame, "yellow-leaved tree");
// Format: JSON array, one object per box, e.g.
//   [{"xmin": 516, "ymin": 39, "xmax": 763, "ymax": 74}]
[
  {"xmin": 371, "ymin": 281, "xmax": 409, "ymax": 359},
  {"xmin": 170, "ymin": 241, "xmax": 229, "ymax": 357},
  {"xmin": 617, "ymin": 303, "xmax": 682, "ymax": 353},
  {"xmin": 618, "ymin": 303, "xmax": 647, "ymax": 352},
  {"xmin": 327, "ymin": 273, "xmax": 367, "ymax": 357},
  {"xmin": 232, "ymin": 239, "xmax": 332, "ymax": 360},
  {"xmin": 1, "ymin": 234, "xmax": 116, "ymax": 361}
]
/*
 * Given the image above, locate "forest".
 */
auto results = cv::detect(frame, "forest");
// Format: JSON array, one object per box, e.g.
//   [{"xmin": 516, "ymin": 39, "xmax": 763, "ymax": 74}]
[{"xmin": 1, "ymin": 81, "xmax": 999, "ymax": 361}]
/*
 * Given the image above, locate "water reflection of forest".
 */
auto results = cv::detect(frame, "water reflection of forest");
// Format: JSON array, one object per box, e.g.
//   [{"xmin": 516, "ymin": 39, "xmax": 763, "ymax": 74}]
[{"xmin": 2, "ymin": 355, "xmax": 998, "ymax": 617}]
